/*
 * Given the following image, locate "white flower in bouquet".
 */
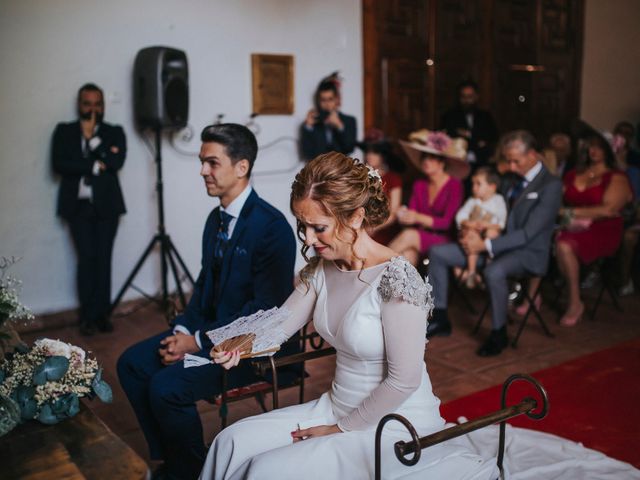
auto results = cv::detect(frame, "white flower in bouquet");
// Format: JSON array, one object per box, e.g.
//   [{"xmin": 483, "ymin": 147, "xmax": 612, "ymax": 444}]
[
  {"xmin": 33, "ymin": 339, "xmax": 87, "ymax": 368},
  {"xmin": 35, "ymin": 338, "xmax": 72, "ymax": 359}
]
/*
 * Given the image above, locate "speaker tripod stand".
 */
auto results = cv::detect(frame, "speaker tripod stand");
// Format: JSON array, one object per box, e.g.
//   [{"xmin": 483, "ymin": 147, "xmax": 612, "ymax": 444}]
[{"xmin": 110, "ymin": 127, "xmax": 194, "ymax": 317}]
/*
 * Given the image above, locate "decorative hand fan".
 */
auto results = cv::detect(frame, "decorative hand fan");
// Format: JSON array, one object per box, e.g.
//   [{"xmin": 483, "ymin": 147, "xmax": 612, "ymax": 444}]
[{"xmin": 183, "ymin": 307, "xmax": 291, "ymax": 368}]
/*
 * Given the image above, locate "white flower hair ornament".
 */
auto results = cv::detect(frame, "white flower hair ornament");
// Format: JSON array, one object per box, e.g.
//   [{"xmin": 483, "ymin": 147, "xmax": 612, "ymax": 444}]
[{"xmin": 366, "ymin": 165, "xmax": 382, "ymax": 183}]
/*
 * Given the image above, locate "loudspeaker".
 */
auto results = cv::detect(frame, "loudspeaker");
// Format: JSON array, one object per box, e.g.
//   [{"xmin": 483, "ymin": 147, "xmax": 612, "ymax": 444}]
[{"xmin": 134, "ymin": 46, "xmax": 189, "ymax": 129}]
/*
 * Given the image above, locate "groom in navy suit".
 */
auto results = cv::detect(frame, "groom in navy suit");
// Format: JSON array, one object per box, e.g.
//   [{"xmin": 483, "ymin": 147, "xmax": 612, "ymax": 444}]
[{"xmin": 117, "ymin": 123, "xmax": 296, "ymax": 480}]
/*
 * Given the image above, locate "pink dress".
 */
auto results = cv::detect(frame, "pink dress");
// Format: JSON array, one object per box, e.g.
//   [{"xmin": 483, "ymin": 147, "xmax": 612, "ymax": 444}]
[{"xmin": 408, "ymin": 176, "xmax": 464, "ymax": 254}]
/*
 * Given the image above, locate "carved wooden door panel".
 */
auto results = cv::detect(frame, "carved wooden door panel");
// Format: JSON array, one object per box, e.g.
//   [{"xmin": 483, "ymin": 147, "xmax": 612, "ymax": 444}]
[
  {"xmin": 433, "ymin": 0, "xmax": 489, "ymax": 124},
  {"xmin": 363, "ymin": 0, "xmax": 434, "ymax": 140},
  {"xmin": 492, "ymin": 0, "xmax": 538, "ymax": 133},
  {"xmin": 492, "ymin": 0, "xmax": 584, "ymax": 139},
  {"xmin": 534, "ymin": 0, "xmax": 584, "ymax": 139},
  {"xmin": 382, "ymin": 58, "xmax": 431, "ymax": 138}
]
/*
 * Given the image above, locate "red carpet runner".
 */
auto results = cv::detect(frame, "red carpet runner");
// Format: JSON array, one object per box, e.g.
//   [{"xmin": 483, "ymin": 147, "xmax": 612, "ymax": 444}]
[{"xmin": 440, "ymin": 337, "xmax": 640, "ymax": 468}]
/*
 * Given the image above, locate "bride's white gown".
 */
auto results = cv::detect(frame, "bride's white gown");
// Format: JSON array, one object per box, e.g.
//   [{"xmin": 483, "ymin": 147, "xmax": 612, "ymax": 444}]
[{"xmin": 200, "ymin": 257, "xmax": 639, "ymax": 479}]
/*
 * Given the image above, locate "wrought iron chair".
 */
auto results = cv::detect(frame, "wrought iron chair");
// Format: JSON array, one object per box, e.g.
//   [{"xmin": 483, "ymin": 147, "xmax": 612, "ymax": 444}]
[
  {"xmin": 559, "ymin": 253, "xmax": 623, "ymax": 320},
  {"xmin": 374, "ymin": 374, "xmax": 549, "ymax": 480},
  {"xmin": 550, "ymin": 252, "xmax": 624, "ymax": 322},
  {"xmin": 588, "ymin": 253, "xmax": 624, "ymax": 319},
  {"xmin": 473, "ymin": 276, "xmax": 553, "ymax": 347}
]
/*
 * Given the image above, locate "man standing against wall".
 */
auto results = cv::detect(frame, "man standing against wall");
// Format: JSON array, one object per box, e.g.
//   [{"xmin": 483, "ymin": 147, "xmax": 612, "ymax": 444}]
[
  {"xmin": 52, "ymin": 83, "xmax": 126, "ymax": 335},
  {"xmin": 300, "ymin": 73, "xmax": 357, "ymax": 160}
]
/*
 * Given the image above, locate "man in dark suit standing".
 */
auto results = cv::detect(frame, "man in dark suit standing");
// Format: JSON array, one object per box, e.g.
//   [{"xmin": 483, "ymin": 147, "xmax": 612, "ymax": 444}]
[
  {"xmin": 52, "ymin": 83, "xmax": 126, "ymax": 335},
  {"xmin": 117, "ymin": 123, "xmax": 296, "ymax": 480},
  {"xmin": 427, "ymin": 130, "xmax": 562, "ymax": 357},
  {"xmin": 300, "ymin": 76, "xmax": 357, "ymax": 160},
  {"xmin": 441, "ymin": 79, "xmax": 498, "ymax": 168}
]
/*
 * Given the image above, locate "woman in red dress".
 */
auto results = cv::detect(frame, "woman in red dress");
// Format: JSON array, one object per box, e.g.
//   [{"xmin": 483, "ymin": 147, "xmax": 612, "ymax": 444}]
[
  {"xmin": 358, "ymin": 128, "xmax": 404, "ymax": 245},
  {"xmin": 555, "ymin": 134, "xmax": 633, "ymax": 326}
]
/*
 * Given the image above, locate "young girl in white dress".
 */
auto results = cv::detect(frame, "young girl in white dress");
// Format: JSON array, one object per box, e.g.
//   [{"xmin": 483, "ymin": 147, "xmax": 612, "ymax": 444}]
[{"xmin": 199, "ymin": 152, "xmax": 497, "ymax": 479}]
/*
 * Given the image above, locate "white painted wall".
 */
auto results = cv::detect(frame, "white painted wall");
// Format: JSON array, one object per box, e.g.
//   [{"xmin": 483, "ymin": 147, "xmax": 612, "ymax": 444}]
[
  {"xmin": 580, "ymin": 0, "xmax": 640, "ymax": 131},
  {"xmin": 0, "ymin": 0, "xmax": 363, "ymax": 314}
]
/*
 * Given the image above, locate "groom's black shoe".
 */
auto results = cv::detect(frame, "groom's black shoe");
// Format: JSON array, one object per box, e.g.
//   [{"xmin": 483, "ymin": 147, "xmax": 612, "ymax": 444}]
[
  {"xmin": 476, "ymin": 326, "xmax": 508, "ymax": 357},
  {"xmin": 427, "ymin": 309, "xmax": 452, "ymax": 338}
]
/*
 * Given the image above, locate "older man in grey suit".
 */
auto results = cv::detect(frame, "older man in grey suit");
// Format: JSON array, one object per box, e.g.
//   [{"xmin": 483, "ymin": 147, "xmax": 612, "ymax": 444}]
[{"xmin": 428, "ymin": 130, "xmax": 562, "ymax": 356}]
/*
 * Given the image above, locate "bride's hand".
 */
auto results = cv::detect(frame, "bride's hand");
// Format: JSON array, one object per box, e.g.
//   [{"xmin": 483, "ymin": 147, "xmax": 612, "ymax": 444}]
[
  {"xmin": 291, "ymin": 424, "xmax": 341, "ymax": 442},
  {"xmin": 210, "ymin": 349, "xmax": 241, "ymax": 370}
]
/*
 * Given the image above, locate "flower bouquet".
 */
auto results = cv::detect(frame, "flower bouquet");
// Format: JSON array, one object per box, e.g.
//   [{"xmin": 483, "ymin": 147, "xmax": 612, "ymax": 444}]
[{"xmin": 0, "ymin": 338, "xmax": 112, "ymax": 435}]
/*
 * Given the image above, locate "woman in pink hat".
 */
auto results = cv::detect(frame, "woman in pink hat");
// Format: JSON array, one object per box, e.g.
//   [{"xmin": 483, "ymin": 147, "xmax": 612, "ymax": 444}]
[{"xmin": 389, "ymin": 130, "xmax": 468, "ymax": 266}]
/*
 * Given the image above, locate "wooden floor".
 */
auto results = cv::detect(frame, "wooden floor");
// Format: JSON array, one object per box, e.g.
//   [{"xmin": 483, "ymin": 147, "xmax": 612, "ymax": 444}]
[{"xmin": 22, "ymin": 283, "xmax": 640, "ymax": 467}]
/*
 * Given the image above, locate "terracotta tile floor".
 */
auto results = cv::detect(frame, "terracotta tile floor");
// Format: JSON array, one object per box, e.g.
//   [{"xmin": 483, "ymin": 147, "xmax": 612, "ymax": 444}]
[{"xmin": 21, "ymin": 285, "xmax": 640, "ymax": 467}]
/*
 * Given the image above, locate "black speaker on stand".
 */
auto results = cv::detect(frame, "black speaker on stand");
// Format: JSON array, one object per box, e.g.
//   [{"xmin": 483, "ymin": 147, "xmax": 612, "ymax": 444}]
[{"xmin": 111, "ymin": 46, "xmax": 194, "ymax": 317}]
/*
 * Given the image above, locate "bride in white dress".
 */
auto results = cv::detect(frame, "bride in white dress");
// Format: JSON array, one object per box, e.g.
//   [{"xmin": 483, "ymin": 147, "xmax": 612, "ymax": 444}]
[
  {"xmin": 200, "ymin": 152, "xmax": 640, "ymax": 480},
  {"xmin": 200, "ymin": 152, "xmax": 498, "ymax": 479}
]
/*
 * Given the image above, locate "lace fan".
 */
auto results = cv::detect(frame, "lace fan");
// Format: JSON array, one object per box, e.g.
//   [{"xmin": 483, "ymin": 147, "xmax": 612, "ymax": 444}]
[{"xmin": 183, "ymin": 307, "xmax": 291, "ymax": 368}]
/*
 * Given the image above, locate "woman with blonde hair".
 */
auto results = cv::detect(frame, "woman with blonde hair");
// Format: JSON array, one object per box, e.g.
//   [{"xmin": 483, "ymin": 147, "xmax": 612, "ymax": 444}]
[{"xmin": 199, "ymin": 152, "xmax": 495, "ymax": 479}]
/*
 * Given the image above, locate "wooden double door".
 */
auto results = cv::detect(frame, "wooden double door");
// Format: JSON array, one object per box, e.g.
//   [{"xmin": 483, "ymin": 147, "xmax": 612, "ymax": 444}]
[{"xmin": 363, "ymin": 0, "xmax": 584, "ymax": 144}]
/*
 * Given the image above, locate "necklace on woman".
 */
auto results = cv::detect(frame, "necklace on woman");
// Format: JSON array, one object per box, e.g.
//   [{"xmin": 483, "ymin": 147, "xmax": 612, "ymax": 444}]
[{"xmin": 585, "ymin": 165, "xmax": 606, "ymax": 186}]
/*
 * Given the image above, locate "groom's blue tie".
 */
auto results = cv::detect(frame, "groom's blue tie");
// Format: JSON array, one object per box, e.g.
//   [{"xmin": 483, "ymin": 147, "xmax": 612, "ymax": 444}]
[
  {"xmin": 214, "ymin": 210, "xmax": 233, "ymax": 261},
  {"xmin": 212, "ymin": 210, "xmax": 233, "ymax": 303}
]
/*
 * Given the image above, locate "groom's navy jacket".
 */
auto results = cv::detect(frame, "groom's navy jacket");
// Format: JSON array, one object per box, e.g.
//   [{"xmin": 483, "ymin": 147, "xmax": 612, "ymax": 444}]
[{"xmin": 173, "ymin": 189, "xmax": 296, "ymax": 348}]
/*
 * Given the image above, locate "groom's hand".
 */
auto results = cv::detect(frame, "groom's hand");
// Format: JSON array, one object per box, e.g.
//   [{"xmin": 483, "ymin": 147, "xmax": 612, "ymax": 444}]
[{"xmin": 159, "ymin": 333, "xmax": 199, "ymax": 365}]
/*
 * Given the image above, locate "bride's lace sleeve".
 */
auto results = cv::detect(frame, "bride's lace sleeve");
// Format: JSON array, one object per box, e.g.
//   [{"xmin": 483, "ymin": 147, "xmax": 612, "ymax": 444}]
[
  {"xmin": 277, "ymin": 259, "xmax": 321, "ymax": 338},
  {"xmin": 337, "ymin": 257, "xmax": 433, "ymax": 432}
]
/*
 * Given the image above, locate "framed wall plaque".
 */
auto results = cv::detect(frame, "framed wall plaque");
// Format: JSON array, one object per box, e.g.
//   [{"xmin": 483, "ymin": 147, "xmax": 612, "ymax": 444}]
[{"xmin": 251, "ymin": 54, "xmax": 294, "ymax": 115}]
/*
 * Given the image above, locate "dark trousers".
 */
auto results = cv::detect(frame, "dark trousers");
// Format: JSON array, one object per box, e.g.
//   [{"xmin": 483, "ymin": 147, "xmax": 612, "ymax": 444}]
[
  {"xmin": 67, "ymin": 200, "xmax": 119, "ymax": 326},
  {"xmin": 430, "ymin": 243, "xmax": 527, "ymax": 330},
  {"xmin": 117, "ymin": 330, "xmax": 259, "ymax": 480}
]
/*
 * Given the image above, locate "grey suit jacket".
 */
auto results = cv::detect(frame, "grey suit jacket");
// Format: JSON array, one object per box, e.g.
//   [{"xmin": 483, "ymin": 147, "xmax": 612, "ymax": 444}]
[{"xmin": 491, "ymin": 165, "xmax": 562, "ymax": 275}]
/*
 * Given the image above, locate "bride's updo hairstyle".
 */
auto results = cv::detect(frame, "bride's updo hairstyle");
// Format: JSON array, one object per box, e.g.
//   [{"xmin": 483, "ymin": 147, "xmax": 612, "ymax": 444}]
[{"xmin": 291, "ymin": 151, "xmax": 389, "ymax": 262}]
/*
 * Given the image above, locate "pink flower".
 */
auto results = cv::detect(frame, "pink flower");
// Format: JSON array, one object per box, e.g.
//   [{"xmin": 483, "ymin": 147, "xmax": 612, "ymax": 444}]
[
  {"xmin": 427, "ymin": 132, "xmax": 451, "ymax": 152},
  {"xmin": 612, "ymin": 134, "xmax": 626, "ymax": 154}
]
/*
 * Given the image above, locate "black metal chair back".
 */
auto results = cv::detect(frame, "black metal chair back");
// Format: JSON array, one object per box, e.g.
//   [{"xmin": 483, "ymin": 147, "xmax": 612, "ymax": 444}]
[{"xmin": 374, "ymin": 374, "xmax": 549, "ymax": 480}]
